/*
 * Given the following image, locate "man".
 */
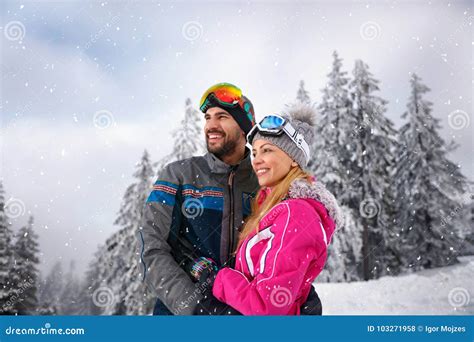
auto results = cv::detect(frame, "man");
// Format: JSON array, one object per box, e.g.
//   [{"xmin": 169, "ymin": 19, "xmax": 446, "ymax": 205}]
[{"xmin": 139, "ymin": 83, "xmax": 321, "ymax": 315}]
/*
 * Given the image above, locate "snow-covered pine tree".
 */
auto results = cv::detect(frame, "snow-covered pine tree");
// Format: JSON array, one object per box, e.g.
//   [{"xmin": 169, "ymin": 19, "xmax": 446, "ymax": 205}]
[
  {"xmin": 35, "ymin": 274, "xmax": 57, "ymax": 315},
  {"xmin": 114, "ymin": 150, "xmax": 155, "ymax": 315},
  {"xmin": 348, "ymin": 59, "xmax": 399, "ymax": 280},
  {"xmin": 58, "ymin": 260, "xmax": 83, "ymax": 315},
  {"xmin": 309, "ymin": 52, "xmax": 362, "ymax": 282},
  {"xmin": 311, "ymin": 51, "xmax": 353, "ymax": 199},
  {"xmin": 393, "ymin": 73, "xmax": 470, "ymax": 271},
  {"xmin": 87, "ymin": 150, "xmax": 155, "ymax": 315},
  {"xmin": 38, "ymin": 260, "xmax": 64, "ymax": 314},
  {"xmin": 154, "ymin": 98, "xmax": 204, "ymax": 171},
  {"xmin": 11, "ymin": 216, "xmax": 40, "ymax": 315},
  {"xmin": 459, "ymin": 194, "xmax": 474, "ymax": 256},
  {"xmin": 296, "ymin": 80, "xmax": 311, "ymax": 105},
  {"xmin": 0, "ymin": 182, "xmax": 17, "ymax": 314},
  {"xmin": 318, "ymin": 206, "xmax": 363, "ymax": 282},
  {"xmin": 81, "ymin": 248, "xmax": 107, "ymax": 315}
]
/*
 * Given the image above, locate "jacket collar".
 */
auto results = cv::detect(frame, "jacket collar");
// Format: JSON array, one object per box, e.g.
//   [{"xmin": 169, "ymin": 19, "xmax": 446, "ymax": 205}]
[
  {"xmin": 204, "ymin": 150, "xmax": 253, "ymax": 174},
  {"xmin": 288, "ymin": 178, "xmax": 344, "ymax": 229}
]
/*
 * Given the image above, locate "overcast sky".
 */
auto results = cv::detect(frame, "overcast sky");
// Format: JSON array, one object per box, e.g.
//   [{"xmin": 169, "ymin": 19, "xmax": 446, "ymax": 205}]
[{"xmin": 1, "ymin": 0, "xmax": 472, "ymax": 276}]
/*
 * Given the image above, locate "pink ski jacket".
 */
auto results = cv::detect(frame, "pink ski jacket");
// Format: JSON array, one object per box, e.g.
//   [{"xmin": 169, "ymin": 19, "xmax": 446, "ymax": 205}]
[{"xmin": 212, "ymin": 178, "xmax": 343, "ymax": 315}]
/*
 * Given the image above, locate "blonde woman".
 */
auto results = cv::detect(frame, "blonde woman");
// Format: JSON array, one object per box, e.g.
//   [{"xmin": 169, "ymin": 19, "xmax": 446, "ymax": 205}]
[{"xmin": 197, "ymin": 104, "xmax": 343, "ymax": 315}]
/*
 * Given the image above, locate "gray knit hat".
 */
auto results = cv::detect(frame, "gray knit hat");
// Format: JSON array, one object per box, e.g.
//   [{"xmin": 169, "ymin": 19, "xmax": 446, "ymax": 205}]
[{"xmin": 252, "ymin": 102, "xmax": 316, "ymax": 168}]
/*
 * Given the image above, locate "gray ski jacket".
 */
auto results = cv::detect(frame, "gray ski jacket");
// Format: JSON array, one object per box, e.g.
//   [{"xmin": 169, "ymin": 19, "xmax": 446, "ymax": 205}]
[{"xmin": 139, "ymin": 152, "xmax": 258, "ymax": 314}]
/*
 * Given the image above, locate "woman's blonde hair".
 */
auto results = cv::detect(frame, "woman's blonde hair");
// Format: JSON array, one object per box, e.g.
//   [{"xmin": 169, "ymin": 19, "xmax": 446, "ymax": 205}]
[{"xmin": 236, "ymin": 165, "xmax": 312, "ymax": 249}]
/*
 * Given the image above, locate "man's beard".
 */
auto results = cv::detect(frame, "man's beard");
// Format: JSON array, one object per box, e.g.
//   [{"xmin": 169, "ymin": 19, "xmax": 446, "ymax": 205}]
[{"xmin": 206, "ymin": 130, "xmax": 240, "ymax": 159}]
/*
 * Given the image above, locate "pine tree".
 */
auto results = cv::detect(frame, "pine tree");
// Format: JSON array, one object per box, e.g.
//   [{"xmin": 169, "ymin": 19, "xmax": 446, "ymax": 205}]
[
  {"xmin": 58, "ymin": 261, "xmax": 83, "ymax": 315},
  {"xmin": 154, "ymin": 98, "xmax": 204, "ymax": 171},
  {"xmin": 114, "ymin": 150, "xmax": 154, "ymax": 315},
  {"xmin": 11, "ymin": 216, "xmax": 40, "ymax": 315},
  {"xmin": 35, "ymin": 274, "xmax": 57, "ymax": 315},
  {"xmin": 311, "ymin": 51, "xmax": 353, "ymax": 199},
  {"xmin": 86, "ymin": 150, "xmax": 155, "ymax": 315},
  {"xmin": 115, "ymin": 150, "xmax": 154, "ymax": 232},
  {"xmin": 347, "ymin": 59, "xmax": 398, "ymax": 280},
  {"xmin": 82, "ymin": 247, "xmax": 110, "ymax": 315},
  {"xmin": 393, "ymin": 73, "xmax": 469, "ymax": 271},
  {"xmin": 0, "ymin": 182, "xmax": 17, "ymax": 314},
  {"xmin": 309, "ymin": 52, "xmax": 363, "ymax": 282},
  {"xmin": 38, "ymin": 261, "xmax": 64, "ymax": 314},
  {"xmin": 318, "ymin": 206, "xmax": 363, "ymax": 282},
  {"xmin": 296, "ymin": 80, "xmax": 311, "ymax": 104}
]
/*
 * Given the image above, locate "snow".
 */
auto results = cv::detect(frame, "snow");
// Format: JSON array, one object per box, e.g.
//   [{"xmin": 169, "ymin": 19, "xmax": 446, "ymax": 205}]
[{"xmin": 314, "ymin": 255, "xmax": 474, "ymax": 315}]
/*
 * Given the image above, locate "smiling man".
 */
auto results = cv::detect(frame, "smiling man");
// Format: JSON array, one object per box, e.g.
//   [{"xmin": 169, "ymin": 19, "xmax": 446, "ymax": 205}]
[{"xmin": 139, "ymin": 83, "xmax": 259, "ymax": 315}]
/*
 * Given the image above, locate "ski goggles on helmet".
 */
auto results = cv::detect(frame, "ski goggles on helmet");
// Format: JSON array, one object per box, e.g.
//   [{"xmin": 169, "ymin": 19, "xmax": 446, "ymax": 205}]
[
  {"xmin": 199, "ymin": 83, "xmax": 255, "ymax": 122},
  {"xmin": 246, "ymin": 114, "xmax": 311, "ymax": 161}
]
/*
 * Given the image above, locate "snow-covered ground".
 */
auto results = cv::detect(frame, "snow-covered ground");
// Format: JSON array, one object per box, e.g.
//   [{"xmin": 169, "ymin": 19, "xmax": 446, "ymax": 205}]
[{"xmin": 314, "ymin": 256, "xmax": 474, "ymax": 315}]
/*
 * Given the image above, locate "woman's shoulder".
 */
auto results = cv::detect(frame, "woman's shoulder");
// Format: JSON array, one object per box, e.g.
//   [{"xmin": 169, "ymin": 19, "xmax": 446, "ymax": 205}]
[
  {"xmin": 284, "ymin": 198, "xmax": 322, "ymax": 221},
  {"xmin": 262, "ymin": 198, "xmax": 320, "ymax": 225}
]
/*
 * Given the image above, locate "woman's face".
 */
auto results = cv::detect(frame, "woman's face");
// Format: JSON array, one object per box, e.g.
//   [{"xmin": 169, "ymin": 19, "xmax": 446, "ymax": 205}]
[{"xmin": 251, "ymin": 139, "xmax": 297, "ymax": 187}]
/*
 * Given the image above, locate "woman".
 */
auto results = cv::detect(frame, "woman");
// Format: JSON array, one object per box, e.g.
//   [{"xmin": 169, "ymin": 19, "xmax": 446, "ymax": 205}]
[{"xmin": 195, "ymin": 103, "xmax": 343, "ymax": 315}]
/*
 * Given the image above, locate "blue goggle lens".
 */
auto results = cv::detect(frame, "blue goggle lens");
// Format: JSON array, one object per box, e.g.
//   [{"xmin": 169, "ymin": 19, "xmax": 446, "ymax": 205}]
[{"xmin": 259, "ymin": 115, "xmax": 285, "ymax": 129}]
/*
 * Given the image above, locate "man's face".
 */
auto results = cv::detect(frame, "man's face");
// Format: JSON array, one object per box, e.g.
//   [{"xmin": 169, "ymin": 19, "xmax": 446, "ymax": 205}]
[{"xmin": 204, "ymin": 107, "xmax": 244, "ymax": 159}]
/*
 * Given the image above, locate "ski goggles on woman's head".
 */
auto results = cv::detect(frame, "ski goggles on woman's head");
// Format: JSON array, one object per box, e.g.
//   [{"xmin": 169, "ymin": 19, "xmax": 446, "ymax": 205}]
[{"xmin": 246, "ymin": 114, "xmax": 311, "ymax": 160}]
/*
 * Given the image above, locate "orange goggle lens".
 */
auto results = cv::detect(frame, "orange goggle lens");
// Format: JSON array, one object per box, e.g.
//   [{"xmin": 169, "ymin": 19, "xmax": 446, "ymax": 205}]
[{"xmin": 199, "ymin": 83, "xmax": 242, "ymax": 110}]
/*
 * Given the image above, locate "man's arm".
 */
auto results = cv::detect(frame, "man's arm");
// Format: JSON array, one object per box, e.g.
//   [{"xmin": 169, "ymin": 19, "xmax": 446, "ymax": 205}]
[{"xmin": 139, "ymin": 163, "xmax": 200, "ymax": 315}]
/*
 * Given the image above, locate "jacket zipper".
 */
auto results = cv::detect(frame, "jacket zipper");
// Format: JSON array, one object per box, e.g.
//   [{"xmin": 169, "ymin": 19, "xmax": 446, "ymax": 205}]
[{"xmin": 227, "ymin": 169, "xmax": 235, "ymax": 260}]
